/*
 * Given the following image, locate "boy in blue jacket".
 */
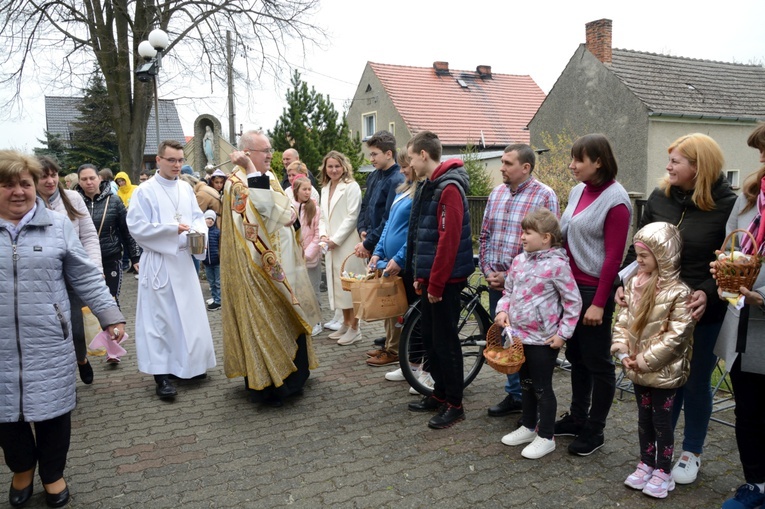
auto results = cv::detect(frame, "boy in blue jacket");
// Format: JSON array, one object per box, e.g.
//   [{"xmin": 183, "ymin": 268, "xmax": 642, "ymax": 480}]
[{"xmin": 204, "ymin": 210, "xmax": 221, "ymax": 311}]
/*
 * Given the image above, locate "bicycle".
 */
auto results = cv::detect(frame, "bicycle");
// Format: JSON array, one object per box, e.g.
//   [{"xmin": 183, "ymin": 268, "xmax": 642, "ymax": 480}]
[{"xmin": 398, "ymin": 270, "xmax": 492, "ymax": 396}]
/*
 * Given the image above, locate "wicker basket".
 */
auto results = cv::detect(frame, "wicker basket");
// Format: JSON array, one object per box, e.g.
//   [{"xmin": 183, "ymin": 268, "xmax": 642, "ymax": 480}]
[
  {"xmin": 340, "ymin": 253, "xmax": 373, "ymax": 291},
  {"xmin": 714, "ymin": 229, "xmax": 762, "ymax": 293},
  {"xmin": 483, "ymin": 323, "xmax": 525, "ymax": 375}
]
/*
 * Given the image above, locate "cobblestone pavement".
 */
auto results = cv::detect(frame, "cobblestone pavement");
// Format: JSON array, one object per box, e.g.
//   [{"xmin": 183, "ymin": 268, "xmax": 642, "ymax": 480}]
[{"xmin": 2, "ymin": 274, "xmax": 742, "ymax": 508}]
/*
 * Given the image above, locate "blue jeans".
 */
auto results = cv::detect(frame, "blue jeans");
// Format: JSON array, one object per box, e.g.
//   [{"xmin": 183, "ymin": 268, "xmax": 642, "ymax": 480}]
[
  {"xmin": 671, "ymin": 320, "xmax": 723, "ymax": 454},
  {"xmin": 205, "ymin": 264, "xmax": 221, "ymax": 304},
  {"xmin": 489, "ymin": 288, "xmax": 522, "ymax": 399}
]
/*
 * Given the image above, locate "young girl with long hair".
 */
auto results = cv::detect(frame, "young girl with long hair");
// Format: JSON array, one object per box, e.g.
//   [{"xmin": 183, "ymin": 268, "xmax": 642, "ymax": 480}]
[
  {"xmin": 611, "ymin": 222, "xmax": 696, "ymax": 499},
  {"xmin": 494, "ymin": 208, "xmax": 582, "ymax": 459},
  {"xmin": 292, "ymin": 176, "xmax": 322, "ymax": 336}
]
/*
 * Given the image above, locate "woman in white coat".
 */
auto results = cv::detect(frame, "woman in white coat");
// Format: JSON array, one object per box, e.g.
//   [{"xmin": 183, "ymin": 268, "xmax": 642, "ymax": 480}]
[{"xmin": 319, "ymin": 151, "xmax": 367, "ymax": 346}]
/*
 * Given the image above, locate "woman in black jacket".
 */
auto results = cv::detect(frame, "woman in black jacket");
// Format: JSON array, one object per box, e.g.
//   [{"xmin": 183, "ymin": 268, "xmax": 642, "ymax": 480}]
[
  {"xmin": 75, "ymin": 165, "xmax": 141, "ymax": 308},
  {"xmin": 618, "ymin": 133, "xmax": 736, "ymax": 486}
]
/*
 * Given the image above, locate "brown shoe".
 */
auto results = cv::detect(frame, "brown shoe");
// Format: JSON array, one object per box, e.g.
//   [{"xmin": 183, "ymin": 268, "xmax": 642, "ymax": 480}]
[
  {"xmin": 366, "ymin": 350, "xmax": 399, "ymax": 367},
  {"xmin": 366, "ymin": 348, "xmax": 383, "ymax": 358}
]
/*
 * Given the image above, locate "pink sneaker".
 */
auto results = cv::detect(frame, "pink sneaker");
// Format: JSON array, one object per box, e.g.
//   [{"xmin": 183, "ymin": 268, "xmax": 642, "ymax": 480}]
[
  {"xmin": 624, "ymin": 462, "xmax": 654, "ymax": 490},
  {"xmin": 642, "ymin": 469, "xmax": 675, "ymax": 499}
]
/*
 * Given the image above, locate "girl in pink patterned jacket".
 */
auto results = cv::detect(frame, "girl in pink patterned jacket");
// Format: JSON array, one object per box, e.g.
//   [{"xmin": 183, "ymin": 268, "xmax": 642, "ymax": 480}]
[{"xmin": 494, "ymin": 208, "xmax": 582, "ymax": 460}]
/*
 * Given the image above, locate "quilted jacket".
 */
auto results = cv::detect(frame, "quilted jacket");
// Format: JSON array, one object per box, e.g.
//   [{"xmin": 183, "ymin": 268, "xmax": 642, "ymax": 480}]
[
  {"xmin": 611, "ymin": 222, "xmax": 696, "ymax": 389},
  {"xmin": 0, "ymin": 200, "xmax": 125, "ymax": 423}
]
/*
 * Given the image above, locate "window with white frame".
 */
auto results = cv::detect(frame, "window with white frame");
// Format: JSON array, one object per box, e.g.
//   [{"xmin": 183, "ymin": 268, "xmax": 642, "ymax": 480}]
[
  {"xmin": 726, "ymin": 169, "xmax": 740, "ymax": 189},
  {"xmin": 362, "ymin": 113, "xmax": 376, "ymax": 140}
]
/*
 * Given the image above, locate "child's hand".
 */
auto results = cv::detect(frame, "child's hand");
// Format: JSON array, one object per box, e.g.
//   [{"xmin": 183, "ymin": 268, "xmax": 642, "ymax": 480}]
[
  {"xmin": 544, "ymin": 335, "xmax": 564, "ymax": 349},
  {"xmin": 622, "ymin": 357, "xmax": 640, "ymax": 372},
  {"xmin": 494, "ymin": 311, "xmax": 510, "ymax": 327}
]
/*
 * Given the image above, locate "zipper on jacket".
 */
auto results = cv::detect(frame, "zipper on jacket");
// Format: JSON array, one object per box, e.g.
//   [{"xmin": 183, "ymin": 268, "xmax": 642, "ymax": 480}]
[
  {"xmin": 11, "ymin": 238, "xmax": 24, "ymax": 421},
  {"xmin": 440, "ymin": 204, "xmax": 446, "ymax": 231},
  {"xmin": 54, "ymin": 303, "xmax": 69, "ymax": 341}
]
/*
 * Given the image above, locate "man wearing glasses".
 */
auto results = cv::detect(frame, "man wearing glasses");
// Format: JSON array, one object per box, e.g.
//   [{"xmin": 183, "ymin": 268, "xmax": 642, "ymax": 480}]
[
  {"xmin": 126, "ymin": 140, "xmax": 216, "ymax": 400},
  {"xmin": 220, "ymin": 130, "xmax": 321, "ymax": 407}
]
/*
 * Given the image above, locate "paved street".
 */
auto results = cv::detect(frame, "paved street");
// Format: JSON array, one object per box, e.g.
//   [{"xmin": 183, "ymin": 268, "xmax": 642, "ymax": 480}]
[{"xmin": 2, "ymin": 274, "xmax": 742, "ymax": 508}]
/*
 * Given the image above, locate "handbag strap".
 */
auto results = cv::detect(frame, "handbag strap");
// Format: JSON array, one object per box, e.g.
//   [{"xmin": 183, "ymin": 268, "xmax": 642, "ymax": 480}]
[{"xmin": 97, "ymin": 195, "xmax": 110, "ymax": 237}]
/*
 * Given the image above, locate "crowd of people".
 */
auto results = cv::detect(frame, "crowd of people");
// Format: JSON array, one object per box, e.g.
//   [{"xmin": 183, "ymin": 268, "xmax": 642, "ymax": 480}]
[{"xmin": 1, "ymin": 124, "xmax": 764, "ymax": 508}]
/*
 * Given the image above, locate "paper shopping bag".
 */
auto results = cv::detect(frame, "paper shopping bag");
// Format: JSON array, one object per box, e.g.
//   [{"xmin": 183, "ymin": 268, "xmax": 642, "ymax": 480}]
[{"xmin": 354, "ymin": 275, "xmax": 409, "ymax": 322}]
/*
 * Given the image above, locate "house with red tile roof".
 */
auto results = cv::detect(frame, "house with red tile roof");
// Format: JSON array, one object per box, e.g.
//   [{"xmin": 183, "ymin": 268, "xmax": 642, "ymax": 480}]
[
  {"xmin": 346, "ymin": 61, "xmax": 546, "ymax": 157},
  {"xmin": 530, "ymin": 19, "xmax": 765, "ymax": 198}
]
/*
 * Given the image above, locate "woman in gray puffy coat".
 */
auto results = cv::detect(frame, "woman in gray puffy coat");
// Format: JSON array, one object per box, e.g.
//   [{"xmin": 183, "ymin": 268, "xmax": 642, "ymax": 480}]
[{"xmin": 0, "ymin": 151, "xmax": 126, "ymax": 508}]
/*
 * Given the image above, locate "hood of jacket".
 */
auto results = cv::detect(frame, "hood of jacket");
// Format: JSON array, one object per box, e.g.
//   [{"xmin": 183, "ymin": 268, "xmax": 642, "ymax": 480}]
[
  {"xmin": 668, "ymin": 173, "xmax": 732, "ymax": 208},
  {"xmin": 115, "ymin": 171, "xmax": 138, "ymax": 203},
  {"xmin": 76, "ymin": 180, "xmax": 113, "ymax": 203},
  {"xmin": 632, "ymin": 221, "xmax": 682, "ymax": 284},
  {"xmin": 431, "ymin": 159, "xmax": 469, "ymax": 195}
]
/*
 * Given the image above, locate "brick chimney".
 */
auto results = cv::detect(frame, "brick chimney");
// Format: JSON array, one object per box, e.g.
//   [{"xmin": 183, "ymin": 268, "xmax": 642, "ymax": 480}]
[
  {"xmin": 476, "ymin": 65, "xmax": 492, "ymax": 78},
  {"xmin": 585, "ymin": 18, "xmax": 612, "ymax": 64},
  {"xmin": 433, "ymin": 61, "xmax": 450, "ymax": 75}
]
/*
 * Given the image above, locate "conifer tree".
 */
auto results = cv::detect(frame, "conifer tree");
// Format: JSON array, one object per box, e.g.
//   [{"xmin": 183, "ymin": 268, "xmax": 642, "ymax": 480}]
[
  {"xmin": 270, "ymin": 70, "xmax": 363, "ymax": 177},
  {"xmin": 67, "ymin": 70, "xmax": 120, "ymax": 168}
]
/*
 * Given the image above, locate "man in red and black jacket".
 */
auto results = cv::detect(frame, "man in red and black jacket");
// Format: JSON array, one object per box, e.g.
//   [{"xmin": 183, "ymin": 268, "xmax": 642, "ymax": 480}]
[{"xmin": 405, "ymin": 130, "xmax": 473, "ymax": 429}]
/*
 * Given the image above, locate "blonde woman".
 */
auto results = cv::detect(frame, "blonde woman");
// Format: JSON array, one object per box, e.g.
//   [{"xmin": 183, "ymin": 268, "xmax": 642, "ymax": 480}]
[{"xmin": 319, "ymin": 151, "xmax": 366, "ymax": 345}]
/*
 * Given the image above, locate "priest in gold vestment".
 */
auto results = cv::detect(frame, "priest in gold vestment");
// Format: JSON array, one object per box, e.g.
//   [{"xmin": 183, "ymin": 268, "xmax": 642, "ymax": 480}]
[{"xmin": 220, "ymin": 131, "xmax": 320, "ymax": 407}]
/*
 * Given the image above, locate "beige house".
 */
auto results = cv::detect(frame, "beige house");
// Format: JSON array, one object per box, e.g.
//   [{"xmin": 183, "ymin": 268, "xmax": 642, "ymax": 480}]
[{"xmin": 346, "ymin": 61, "xmax": 546, "ymax": 187}]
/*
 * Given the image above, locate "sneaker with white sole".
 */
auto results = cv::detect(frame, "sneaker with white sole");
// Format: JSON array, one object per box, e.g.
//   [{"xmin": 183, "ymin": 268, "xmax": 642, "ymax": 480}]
[
  {"xmin": 642, "ymin": 469, "xmax": 675, "ymax": 499},
  {"xmin": 624, "ymin": 462, "xmax": 655, "ymax": 490},
  {"xmin": 311, "ymin": 323, "xmax": 323, "ymax": 336},
  {"xmin": 206, "ymin": 298, "xmax": 214, "ymax": 305},
  {"xmin": 324, "ymin": 319, "xmax": 342, "ymax": 331},
  {"xmin": 722, "ymin": 483, "xmax": 765, "ymax": 509},
  {"xmin": 386, "ymin": 367, "xmax": 418, "ymax": 382},
  {"xmin": 671, "ymin": 451, "xmax": 700, "ymax": 484},
  {"xmin": 501, "ymin": 426, "xmax": 537, "ymax": 446},
  {"xmin": 328, "ymin": 325, "xmax": 349, "ymax": 340},
  {"xmin": 336, "ymin": 327, "xmax": 362, "ymax": 345},
  {"xmin": 522, "ymin": 436, "xmax": 556, "ymax": 459},
  {"xmin": 409, "ymin": 371, "xmax": 434, "ymax": 395}
]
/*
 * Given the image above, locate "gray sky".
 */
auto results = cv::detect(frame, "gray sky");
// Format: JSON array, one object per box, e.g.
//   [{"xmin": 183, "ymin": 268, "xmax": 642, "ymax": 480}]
[{"xmin": 2, "ymin": 0, "xmax": 764, "ymax": 152}]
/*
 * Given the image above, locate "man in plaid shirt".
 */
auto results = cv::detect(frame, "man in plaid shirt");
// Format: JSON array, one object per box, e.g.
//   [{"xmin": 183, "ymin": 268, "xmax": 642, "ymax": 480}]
[{"xmin": 479, "ymin": 144, "xmax": 560, "ymax": 418}]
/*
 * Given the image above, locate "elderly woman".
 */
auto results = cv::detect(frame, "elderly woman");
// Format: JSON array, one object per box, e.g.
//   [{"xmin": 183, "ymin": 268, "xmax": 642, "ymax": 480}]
[
  {"xmin": 0, "ymin": 151, "xmax": 126, "ymax": 508},
  {"xmin": 619, "ymin": 133, "xmax": 736, "ymax": 485}
]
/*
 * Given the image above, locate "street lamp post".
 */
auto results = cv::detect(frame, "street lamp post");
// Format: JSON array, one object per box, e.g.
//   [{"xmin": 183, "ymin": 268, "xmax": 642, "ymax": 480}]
[{"xmin": 136, "ymin": 29, "xmax": 170, "ymax": 151}]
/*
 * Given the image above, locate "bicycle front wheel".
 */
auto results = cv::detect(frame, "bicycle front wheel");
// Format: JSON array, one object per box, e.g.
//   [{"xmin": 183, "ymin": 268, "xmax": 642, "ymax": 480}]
[{"xmin": 398, "ymin": 294, "xmax": 490, "ymax": 396}]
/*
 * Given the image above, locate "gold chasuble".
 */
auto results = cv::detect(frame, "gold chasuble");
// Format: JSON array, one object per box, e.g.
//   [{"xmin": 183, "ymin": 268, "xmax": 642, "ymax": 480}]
[{"xmin": 221, "ymin": 168, "xmax": 319, "ymax": 391}]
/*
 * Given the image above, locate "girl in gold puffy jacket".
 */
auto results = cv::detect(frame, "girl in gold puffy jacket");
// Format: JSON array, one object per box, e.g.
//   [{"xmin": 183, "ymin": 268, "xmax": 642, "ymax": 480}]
[{"xmin": 611, "ymin": 221, "xmax": 696, "ymax": 499}]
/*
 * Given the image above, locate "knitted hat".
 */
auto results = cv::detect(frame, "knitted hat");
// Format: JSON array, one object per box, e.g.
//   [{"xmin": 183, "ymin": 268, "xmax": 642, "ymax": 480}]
[
  {"xmin": 181, "ymin": 165, "xmax": 194, "ymax": 175},
  {"xmin": 203, "ymin": 210, "xmax": 217, "ymax": 221},
  {"xmin": 211, "ymin": 169, "xmax": 227, "ymax": 178}
]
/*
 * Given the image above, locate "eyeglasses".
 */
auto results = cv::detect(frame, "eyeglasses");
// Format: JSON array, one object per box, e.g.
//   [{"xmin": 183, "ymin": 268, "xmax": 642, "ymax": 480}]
[
  {"xmin": 244, "ymin": 147, "xmax": 274, "ymax": 154},
  {"xmin": 159, "ymin": 156, "xmax": 186, "ymax": 165}
]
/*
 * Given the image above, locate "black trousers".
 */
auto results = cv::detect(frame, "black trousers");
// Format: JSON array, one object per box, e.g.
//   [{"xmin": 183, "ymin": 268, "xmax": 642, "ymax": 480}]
[
  {"xmin": 519, "ymin": 344, "xmax": 559, "ymax": 439},
  {"xmin": 730, "ymin": 355, "xmax": 765, "ymax": 483},
  {"xmin": 634, "ymin": 384, "xmax": 677, "ymax": 472},
  {"xmin": 0, "ymin": 412, "xmax": 71, "ymax": 484},
  {"xmin": 564, "ymin": 284, "xmax": 616, "ymax": 432},
  {"xmin": 420, "ymin": 282, "xmax": 465, "ymax": 407}
]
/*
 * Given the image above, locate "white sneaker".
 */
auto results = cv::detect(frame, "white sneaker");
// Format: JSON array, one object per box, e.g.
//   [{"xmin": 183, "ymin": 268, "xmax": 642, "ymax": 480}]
[
  {"xmin": 521, "ymin": 436, "xmax": 556, "ymax": 459},
  {"xmin": 336, "ymin": 327, "xmax": 362, "ymax": 346},
  {"xmin": 328, "ymin": 324, "xmax": 349, "ymax": 340},
  {"xmin": 409, "ymin": 371, "xmax": 434, "ymax": 395},
  {"xmin": 671, "ymin": 451, "xmax": 700, "ymax": 485},
  {"xmin": 324, "ymin": 319, "xmax": 342, "ymax": 331},
  {"xmin": 206, "ymin": 298, "xmax": 214, "ymax": 305},
  {"xmin": 386, "ymin": 367, "xmax": 416, "ymax": 382},
  {"xmin": 501, "ymin": 426, "xmax": 537, "ymax": 446},
  {"xmin": 311, "ymin": 323, "xmax": 323, "ymax": 336}
]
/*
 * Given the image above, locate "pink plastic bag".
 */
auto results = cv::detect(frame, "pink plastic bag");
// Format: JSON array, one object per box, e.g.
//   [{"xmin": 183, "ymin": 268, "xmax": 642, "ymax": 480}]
[{"xmin": 88, "ymin": 330, "xmax": 128, "ymax": 360}]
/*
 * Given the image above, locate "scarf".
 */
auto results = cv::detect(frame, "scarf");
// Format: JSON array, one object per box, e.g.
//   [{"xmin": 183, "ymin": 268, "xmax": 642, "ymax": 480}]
[{"xmin": 740, "ymin": 176, "xmax": 765, "ymax": 256}]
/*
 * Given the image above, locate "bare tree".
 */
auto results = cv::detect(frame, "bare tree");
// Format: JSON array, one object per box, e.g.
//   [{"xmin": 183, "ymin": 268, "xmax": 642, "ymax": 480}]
[{"xmin": 0, "ymin": 0, "xmax": 323, "ymax": 178}]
